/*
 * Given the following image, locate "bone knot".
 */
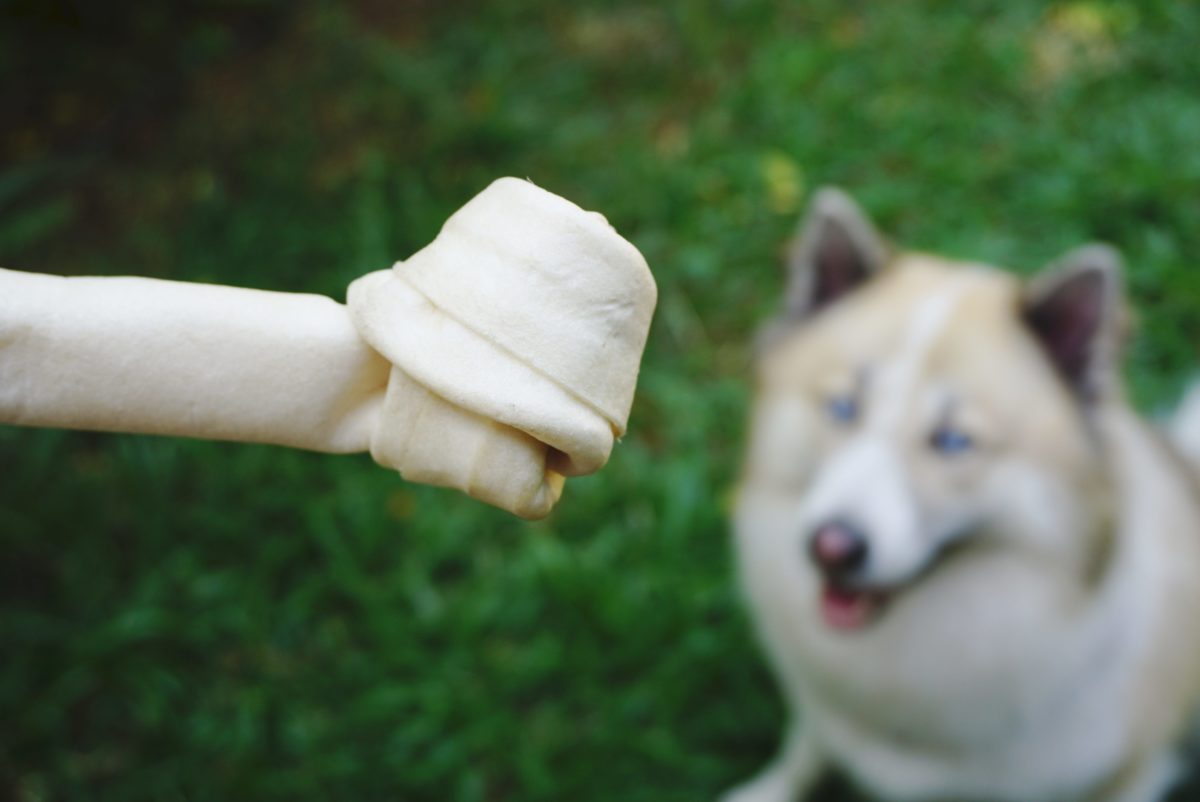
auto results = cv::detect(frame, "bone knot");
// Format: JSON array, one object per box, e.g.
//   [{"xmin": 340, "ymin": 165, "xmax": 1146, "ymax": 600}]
[{"xmin": 346, "ymin": 178, "xmax": 656, "ymax": 519}]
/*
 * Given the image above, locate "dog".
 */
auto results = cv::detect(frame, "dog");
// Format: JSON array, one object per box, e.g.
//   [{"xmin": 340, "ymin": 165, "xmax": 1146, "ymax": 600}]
[{"xmin": 723, "ymin": 189, "xmax": 1200, "ymax": 802}]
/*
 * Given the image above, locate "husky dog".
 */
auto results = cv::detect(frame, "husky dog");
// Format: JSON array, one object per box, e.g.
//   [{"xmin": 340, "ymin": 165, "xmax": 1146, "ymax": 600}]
[{"xmin": 725, "ymin": 189, "xmax": 1200, "ymax": 802}]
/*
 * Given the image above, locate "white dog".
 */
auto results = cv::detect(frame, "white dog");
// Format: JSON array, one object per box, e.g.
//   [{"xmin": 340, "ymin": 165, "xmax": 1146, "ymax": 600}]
[{"xmin": 725, "ymin": 189, "xmax": 1200, "ymax": 802}]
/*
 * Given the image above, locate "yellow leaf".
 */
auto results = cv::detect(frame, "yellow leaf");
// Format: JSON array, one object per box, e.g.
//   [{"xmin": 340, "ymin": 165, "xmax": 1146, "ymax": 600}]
[{"xmin": 760, "ymin": 152, "xmax": 805, "ymax": 216}]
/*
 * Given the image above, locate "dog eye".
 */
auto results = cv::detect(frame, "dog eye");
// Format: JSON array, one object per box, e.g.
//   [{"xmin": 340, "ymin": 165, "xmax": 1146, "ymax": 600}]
[
  {"xmin": 929, "ymin": 426, "xmax": 973, "ymax": 456},
  {"xmin": 825, "ymin": 395, "xmax": 859, "ymax": 424}
]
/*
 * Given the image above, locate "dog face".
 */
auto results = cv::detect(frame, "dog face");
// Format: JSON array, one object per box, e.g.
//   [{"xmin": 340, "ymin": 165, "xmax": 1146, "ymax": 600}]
[{"xmin": 740, "ymin": 190, "xmax": 1122, "ymax": 635}]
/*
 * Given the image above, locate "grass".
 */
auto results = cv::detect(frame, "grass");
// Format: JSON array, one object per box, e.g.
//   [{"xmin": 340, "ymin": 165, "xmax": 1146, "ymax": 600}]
[{"xmin": 2, "ymin": 1, "xmax": 1199, "ymax": 799}]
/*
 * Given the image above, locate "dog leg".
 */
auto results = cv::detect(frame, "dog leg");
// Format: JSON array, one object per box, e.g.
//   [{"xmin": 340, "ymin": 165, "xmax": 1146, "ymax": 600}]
[
  {"xmin": 1094, "ymin": 754, "xmax": 1183, "ymax": 802},
  {"xmin": 720, "ymin": 724, "xmax": 825, "ymax": 802}
]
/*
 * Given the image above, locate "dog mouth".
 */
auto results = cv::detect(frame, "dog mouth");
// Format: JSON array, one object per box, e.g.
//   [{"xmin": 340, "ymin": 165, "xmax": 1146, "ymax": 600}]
[
  {"xmin": 819, "ymin": 582, "xmax": 891, "ymax": 631},
  {"xmin": 816, "ymin": 534, "xmax": 979, "ymax": 632}
]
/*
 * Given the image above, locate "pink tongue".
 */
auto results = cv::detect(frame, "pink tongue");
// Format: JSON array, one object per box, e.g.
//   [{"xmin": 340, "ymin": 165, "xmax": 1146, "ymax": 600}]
[{"xmin": 821, "ymin": 585, "xmax": 876, "ymax": 630}]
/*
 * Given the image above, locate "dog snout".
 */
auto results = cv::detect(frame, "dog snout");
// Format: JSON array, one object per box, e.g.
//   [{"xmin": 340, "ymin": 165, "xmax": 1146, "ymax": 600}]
[{"xmin": 807, "ymin": 520, "xmax": 869, "ymax": 579}]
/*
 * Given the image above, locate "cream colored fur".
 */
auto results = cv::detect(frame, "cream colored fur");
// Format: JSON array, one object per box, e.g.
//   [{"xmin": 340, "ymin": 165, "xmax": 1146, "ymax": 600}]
[{"xmin": 724, "ymin": 191, "xmax": 1200, "ymax": 802}]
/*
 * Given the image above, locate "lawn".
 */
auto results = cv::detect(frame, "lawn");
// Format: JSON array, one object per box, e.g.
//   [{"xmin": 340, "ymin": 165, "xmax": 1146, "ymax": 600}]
[{"xmin": 2, "ymin": 1, "xmax": 1199, "ymax": 800}]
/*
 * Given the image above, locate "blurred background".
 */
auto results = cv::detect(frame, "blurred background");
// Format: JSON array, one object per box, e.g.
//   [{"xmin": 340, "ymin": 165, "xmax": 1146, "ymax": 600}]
[{"xmin": 2, "ymin": 1, "xmax": 1199, "ymax": 800}]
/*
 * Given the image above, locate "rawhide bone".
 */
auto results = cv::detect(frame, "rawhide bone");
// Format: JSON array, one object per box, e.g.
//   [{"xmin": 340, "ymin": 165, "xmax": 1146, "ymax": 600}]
[{"xmin": 0, "ymin": 178, "xmax": 657, "ymax": 518}]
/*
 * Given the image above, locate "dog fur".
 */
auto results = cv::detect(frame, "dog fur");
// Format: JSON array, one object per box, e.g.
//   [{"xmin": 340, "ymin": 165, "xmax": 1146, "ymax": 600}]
[{"xmin": 724, "ymin": 189, "xmax": 1200, "ymax": 802}]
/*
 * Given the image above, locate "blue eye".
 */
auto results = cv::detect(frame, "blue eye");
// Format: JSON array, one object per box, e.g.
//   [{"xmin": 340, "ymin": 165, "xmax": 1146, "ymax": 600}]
[
  {"xmin": 826, "ymin": 395, "xmax": 858, "ymax": 424},
  {"xmin": 930, "ymin": 426, "xmax": 973, "ymax": 456}
]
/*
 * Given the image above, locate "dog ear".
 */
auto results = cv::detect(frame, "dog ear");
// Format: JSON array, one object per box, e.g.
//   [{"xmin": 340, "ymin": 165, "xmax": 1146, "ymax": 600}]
[
  {"xmin": 1022, "ymin": 244, "xmax": 1125, "ymax": 403},
  {"xmin": 782, "ymin": 187, "xmax": 890, "ymax": 320}
]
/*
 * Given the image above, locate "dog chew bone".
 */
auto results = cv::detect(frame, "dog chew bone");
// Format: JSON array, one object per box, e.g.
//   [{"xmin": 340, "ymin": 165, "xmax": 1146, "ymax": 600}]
[{"xmin": 0, "ymin": 177, "xmax": 657, "ymax": 519}]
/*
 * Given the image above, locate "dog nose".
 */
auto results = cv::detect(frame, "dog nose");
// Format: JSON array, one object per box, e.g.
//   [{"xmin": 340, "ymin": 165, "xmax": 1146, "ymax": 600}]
[{"xmin": 807, "ymin": 520, "xmax": 869, "ymax": 578}]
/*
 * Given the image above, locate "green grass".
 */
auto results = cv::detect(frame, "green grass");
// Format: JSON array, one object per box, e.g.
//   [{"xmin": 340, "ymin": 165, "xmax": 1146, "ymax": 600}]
[{"xmin": 2, "ymin": 1, "xmax": 1199, "ymax": 800}]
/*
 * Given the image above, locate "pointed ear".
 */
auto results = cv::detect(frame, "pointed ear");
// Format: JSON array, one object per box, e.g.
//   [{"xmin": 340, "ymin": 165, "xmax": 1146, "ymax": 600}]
[
  {"xmin": 782, "ymin": 187, "xmax": 890, "ymax": 320},
  {"xmin": 1022, "ymin": 244, "xmax": 1125, "ymax": 403}
]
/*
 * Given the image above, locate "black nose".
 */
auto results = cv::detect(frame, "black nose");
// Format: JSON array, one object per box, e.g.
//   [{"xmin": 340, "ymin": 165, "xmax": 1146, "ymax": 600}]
[{"xmin": 807, "ymin": 520, "xmax": 869, "ymax": 579}]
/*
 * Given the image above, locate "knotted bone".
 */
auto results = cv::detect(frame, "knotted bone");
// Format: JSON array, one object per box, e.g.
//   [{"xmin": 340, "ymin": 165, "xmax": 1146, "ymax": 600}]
[{"xmin": 0, "ymin": 178, "xmax": 657, "ymax": 518}]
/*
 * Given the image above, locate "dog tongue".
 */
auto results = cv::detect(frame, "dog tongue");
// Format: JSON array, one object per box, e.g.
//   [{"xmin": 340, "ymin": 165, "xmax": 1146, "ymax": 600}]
[{"xmin": 821, "ymin": 585, "xmax": 877, "ymax": 630}]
